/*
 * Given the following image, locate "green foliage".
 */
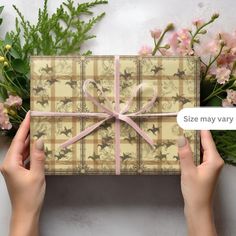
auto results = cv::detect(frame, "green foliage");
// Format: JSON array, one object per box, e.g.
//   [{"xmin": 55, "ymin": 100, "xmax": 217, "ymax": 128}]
[
  {"xmin": 0, "ymin": 0, "xmax": 107, "ymax": 133},
  {"xmin": 10, "ymin": 0, "xmax": 108, "ymax": 58}
]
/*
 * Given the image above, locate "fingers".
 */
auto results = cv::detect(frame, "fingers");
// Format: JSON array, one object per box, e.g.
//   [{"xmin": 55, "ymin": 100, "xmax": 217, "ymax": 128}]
[
  {"xmin": 177, "ymin": 136, "xmax": 196, "ymax": 174},
  {"xmin": 11, "ymin": 111, "xmax": 30, "ymax": 154},
  {"xmin": 200, "ymin": 130, "xmax": 217, "ymax": 155},
  {"xmin": 200, "ymin": 130, "xmax": 224, "ymax": 167},
  {"xmin": 30, "ymin": 138, "xmax": 45, "ymax": 176}
]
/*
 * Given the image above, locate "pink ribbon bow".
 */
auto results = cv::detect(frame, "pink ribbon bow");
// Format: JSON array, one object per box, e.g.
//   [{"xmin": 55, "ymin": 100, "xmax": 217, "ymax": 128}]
[{"xmin": 31, "ymin": 56, "xmax": 177, "ymax": 175}]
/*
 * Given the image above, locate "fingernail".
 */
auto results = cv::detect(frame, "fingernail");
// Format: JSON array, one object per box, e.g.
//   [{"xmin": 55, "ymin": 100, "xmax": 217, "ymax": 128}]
[
  {"xmin": 177, "ymin": 136, "xmax": 186, "ymax": 148},
  {"xmin": 35, "ymin": 138, "xmax": 44, "ymax": 151}
]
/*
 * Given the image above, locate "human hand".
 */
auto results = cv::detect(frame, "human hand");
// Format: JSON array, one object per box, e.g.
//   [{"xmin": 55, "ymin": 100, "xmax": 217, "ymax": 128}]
[
  {"xmin": 178, "ymin": 130, "xmax": 224, "ymax": 236},
  {"xmin": 0, "ymin": 111, "xmax": 46, "ymax": 236}
]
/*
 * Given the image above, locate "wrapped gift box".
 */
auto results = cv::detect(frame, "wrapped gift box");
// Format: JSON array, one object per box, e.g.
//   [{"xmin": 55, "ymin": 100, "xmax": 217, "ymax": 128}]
[{"xmin": 30, "ymin": 56, "xmax": 200, "ymax": 175}]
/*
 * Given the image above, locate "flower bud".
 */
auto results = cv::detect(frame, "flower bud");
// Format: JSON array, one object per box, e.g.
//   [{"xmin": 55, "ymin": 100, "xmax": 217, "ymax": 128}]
[
  {"xmin": 164, "ymin": 44, "xmax": 170, "ymax": 49},
  {"xmin": 165, "ymin": 23, "xmax": 175, "ymax": 31},
  {"xmin": 199, "ymin": 29, "xmax": 207, "ymax": 34},
  {"xmin": 211, "ymin": 13, "xmax": 219, "ymax": 20},
  {"xmin": 3, "ymin": 61, "xmax": 8, "ymax": 67},
  {"xmin": 219, "ymin": 39, "xmax": 225, "ymax": 47},
  {"xmin": 5, "ymin": 44, "xmax": 12, "ymax": 50},
  {"xmin": 0, "ymin": 56, "xmax": 5, "ymax": 62},
  {"xmin": 150, "ymin": 29, "xmax": 162, "ymax": 39}
]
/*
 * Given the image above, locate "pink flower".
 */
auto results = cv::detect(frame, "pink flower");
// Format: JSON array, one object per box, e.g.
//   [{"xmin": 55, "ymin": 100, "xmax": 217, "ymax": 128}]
[
  {"xmin": 169, "ymin": 29, "xmax": 193, "ymax": 56},
  {"xmin": 217, "ymin": 53, "xmax": 236, "ymax": 66},
  {"xmin": 222, "ymin": 89, "xmax": 236, "ymax": 107},
  {"xmin": 139, "ymin": 45, "xmax": 152, "ymax": 56},
  {"xmin": 222, "ymin": 99, "xmax": 233, "ymax": 107},
  {"xmin": 150, "ymin": 29, "xmax": 162, "ymax": 39},
  {"xmin": 5, "ymin": 95, "xmax": 22, "ymax": 107},
  {"xmin": 203, "ymin": 40, "xmax": 219, "ymax": 55},
  {"xmin": 220, "ymin": 32, "xmax": 236, "ymax": 49},
  {"xmin": 0, "ymin": 103, "xmax": 12, "ymax": 130},
  {"xmin": 192, "ymin": 18, "xmax": 205, "ymax": 27},
  {"xmin": 226, "ymin": 89, "xmax": 236, "ymax": 104},
  {"xmin": 215, "ymin": 67, "xmax": 231, "ymax": 84}
]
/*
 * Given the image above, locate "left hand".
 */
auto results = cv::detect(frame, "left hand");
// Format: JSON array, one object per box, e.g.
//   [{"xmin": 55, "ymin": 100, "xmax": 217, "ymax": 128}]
[{"xmin": 0, "ymin": 111, "xmax": 46, "ymax": 236}]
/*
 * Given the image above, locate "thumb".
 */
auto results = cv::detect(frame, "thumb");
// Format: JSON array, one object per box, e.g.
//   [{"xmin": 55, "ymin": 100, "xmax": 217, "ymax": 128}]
[
  {"xmin": 30, "ymin": 138, "xmax": 45, "ymax": 175},
  {"xmin": 177, "ymin": 136, "xmax": 196, "ymax": 175}
]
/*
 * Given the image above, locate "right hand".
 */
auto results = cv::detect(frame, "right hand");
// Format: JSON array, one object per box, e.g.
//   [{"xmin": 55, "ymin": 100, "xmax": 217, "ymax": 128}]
[{"xmin": 178, "ymin": 130, "xmax": 224, "ymax": 236}]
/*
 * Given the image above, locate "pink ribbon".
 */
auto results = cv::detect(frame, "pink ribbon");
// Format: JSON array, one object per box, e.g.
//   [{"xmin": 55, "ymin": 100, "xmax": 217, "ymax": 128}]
[{"xmin": 31, "ymin": 56, "xmax": 178, "ymax": 175}]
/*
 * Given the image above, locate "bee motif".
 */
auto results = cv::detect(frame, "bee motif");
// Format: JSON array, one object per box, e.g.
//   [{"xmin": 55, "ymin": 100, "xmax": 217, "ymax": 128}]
[
  {"xmin": 174, "ymin": 69, "xmax": 186, "ymax": 79},
  {"xmin": 120, "ymin": 69, "xmax": 133, "ymax": 80},
  {"xmin": 147, "ymin": 124, "xmax": 161, "ymax": 135},
  {"xmin": 88, "ymin": 152, "xmax": 100, "ymax": 161},
  {"xmin": 120, "ymin": 152, "xmax": 132, "ymax": 162},
  {"xmin": 154, "ymin": 153, "xmax": 169, "ymax": 160},
  {"xmin": 151, "ymin": 65, "xmax": 163, "ymax": 75},
  {"xmin": 59, "ymin": 97, "xmax": 72, "ymax": 106},
  {"xmin": 65, "ymin": 80, "xmax": 77, "ymax": 89},
  {"xmin": 41, "ymin": 64, "xmax": 53, "ymax": 74},
  {"xmin": 172, "ymin": 94, "xmax": 191, "ymax": 105},
  {"xmin": 33, "ymin": 130, "xmax": 46, "ymax": 139},
  {"xmin": 33, "ymin": 86, "xmax": 46, "ymax": 94},
  {"xmin": 46, "ymin": 78, "xmax": 59, "ymax": 85},
  {"xmin": 36, "ymin": 97, "xmax": 49, "ymax": 107},
  {"xmin": 60, "ymin": 127, "xmax": 72, "ymax": 137},
  {"xmin": 124, "ymin": 133, "xmax": 136, "ymax": 144}
]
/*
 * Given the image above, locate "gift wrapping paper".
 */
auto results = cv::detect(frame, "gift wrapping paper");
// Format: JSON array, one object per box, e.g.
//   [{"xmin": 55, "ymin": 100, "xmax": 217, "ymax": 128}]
[{"xmin": 30, "ymin": 56, "xmax": 200, "ymax": 175}]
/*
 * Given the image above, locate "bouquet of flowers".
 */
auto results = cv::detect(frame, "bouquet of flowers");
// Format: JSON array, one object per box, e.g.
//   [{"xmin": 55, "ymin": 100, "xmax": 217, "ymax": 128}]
[{"xmin": 139, "ymin": 14, "xmax": 236, "ymax": 165}]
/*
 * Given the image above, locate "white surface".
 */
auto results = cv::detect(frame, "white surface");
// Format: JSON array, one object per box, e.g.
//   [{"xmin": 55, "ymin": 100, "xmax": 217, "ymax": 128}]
[{"xmin": 0, "ymin": 0, "xmax": 236, "ymax": 235}]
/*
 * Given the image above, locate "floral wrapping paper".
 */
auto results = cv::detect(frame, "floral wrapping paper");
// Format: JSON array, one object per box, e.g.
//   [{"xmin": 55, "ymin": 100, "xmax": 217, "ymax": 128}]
[{"xmin": 30, "ymin": 56, "xmax": 200, "ymax": 175}]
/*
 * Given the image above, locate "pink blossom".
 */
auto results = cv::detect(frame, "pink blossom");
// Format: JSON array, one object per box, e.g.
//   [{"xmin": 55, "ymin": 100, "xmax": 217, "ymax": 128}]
[
  {"xmin": 169, "ymin": 29, "xmax": 193, "ymax": 56},
  {"xmin": 217, "ymin": 53, "xmax": 236, "ymax": 66},
  {"xmin": 0, "ymin": 103, "xmax": 12, "ymax": 130},
  {"xmin": 215, "ymin": 67, "xmax": 231, "ymax": 84},
  {"xmin": 192, "ymin": 18, "xmax": 205, "ymax": 27},
  {"xmin": 220, "ymin": 32, "xmax": 236, "ymax": 49},
  {"xmin": 150, "ymin": 29, "xmax": 162, "ymax": 39},
  {"xmin": 5, "ymin": 95, "xmax": 22, "ymax": 107},
  {"xmin": 139, "ymin": 45, "xmax": 152, "ymax": 56},
  {"xmin": 203, "ymin": 40, "xmax": 219, "ymax": 55},
  {"xmin": 222, "ymin": 99, "xmax": 233, "ymax": 107},
  {"xmin": 226, "ymin": 89, "xmax": 236, "ymax": 104}
]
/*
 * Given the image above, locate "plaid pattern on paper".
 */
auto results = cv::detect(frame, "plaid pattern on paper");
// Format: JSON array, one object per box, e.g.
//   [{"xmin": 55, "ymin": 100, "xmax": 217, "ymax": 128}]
[{"xmin": 30, "ymin": 56, "xmax": 200, "ymax": 175}]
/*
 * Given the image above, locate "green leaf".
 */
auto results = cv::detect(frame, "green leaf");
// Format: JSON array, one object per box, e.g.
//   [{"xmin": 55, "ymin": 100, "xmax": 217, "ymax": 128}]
[
  {"xmin": 9, "ymin": 47, "xmax": 21, "ymax": 59},
  {"xmin": 0, "ymin": 6, "xmax": 4, "ymax": 15},
  {"xmin": 11, "ymin": 59, "xmax": 29, "ymax": 74},
  {"xmin": 206, "ymin": 96, "xmax": 222, "ymax": 106},
  {"xmin": 4, "ymin": 32, "xmax": 13, "ymax": 45}
]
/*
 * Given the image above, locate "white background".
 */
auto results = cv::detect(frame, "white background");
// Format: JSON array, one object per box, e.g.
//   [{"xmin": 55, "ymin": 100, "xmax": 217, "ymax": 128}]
[{"xmin": 0, "ymin": 0, "xmax": 236, "ymax": 235}]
